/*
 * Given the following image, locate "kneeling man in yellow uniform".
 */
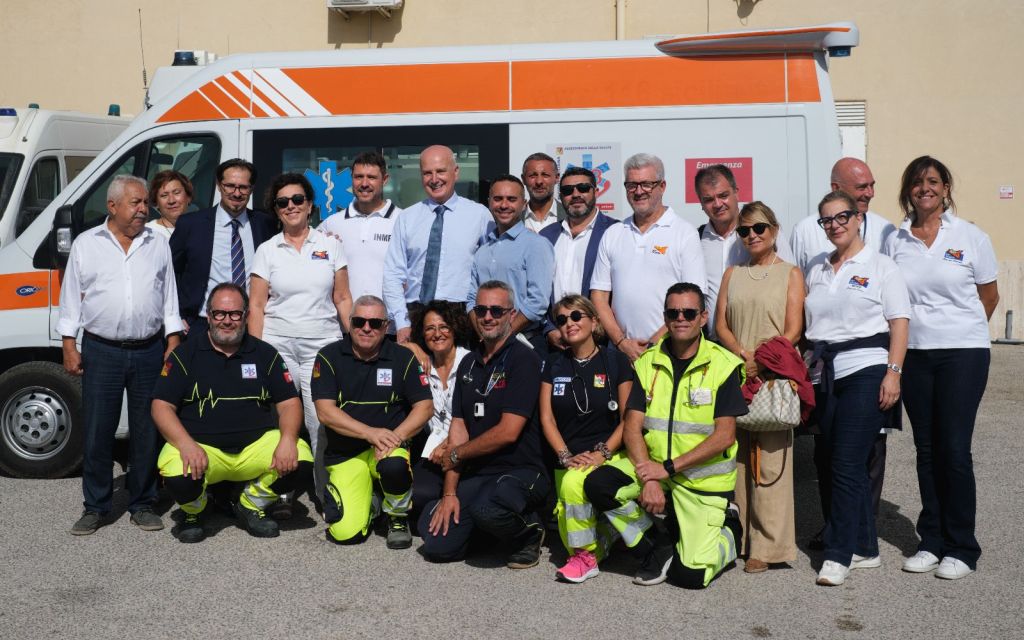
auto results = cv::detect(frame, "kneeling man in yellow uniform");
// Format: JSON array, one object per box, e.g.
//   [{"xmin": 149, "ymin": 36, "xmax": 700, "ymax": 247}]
[
  {"xmin": 152, "ymin": 283, "xmax": 313, "ymax": 542},
  {"xmin": 585, "ymin": 282, "xmax": 747, "ymax": 588}
]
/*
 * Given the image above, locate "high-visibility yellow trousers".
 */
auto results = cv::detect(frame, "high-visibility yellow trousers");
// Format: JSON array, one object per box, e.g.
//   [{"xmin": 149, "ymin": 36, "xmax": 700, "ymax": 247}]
[
  {"xmin": 553, "ymin": 462, "xmax": 619, "ymax": 559},
  {"xmin": 324, "ymin": 447, "xmax": 411, "ymax": 543}
]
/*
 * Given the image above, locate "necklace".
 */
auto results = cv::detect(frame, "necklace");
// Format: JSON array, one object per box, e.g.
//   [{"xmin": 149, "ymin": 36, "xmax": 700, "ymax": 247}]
[
  {"xmin": 746, "ymin": 253, "xmax": 778, "ymax": 281},
  {"xmin": 573, "ymin": 345, "xmax": 599, "ymax": 365}
]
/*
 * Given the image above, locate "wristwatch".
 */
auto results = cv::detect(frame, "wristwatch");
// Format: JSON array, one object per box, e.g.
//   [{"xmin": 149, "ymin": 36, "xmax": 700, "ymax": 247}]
[
  {"xmin": 663, "ymin": 459, "xmax": 675, "ymax": 477},
  {"xmin": 449, "ymin": 447, "xmax": 460, "ymax": 466},
  {"xmin": 886, "ymin": 363, "xmax": 903, "ymax": 375}
]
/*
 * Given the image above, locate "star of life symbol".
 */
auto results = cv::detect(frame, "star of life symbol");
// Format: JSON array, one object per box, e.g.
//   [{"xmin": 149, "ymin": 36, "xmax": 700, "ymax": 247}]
[
  {"xmin": 567, "ymin": 153, "xmax": 612, "ymax": 198},
  {"xmin": 304, "ymin": 160, "xmax": 354, "ymax": 219}
]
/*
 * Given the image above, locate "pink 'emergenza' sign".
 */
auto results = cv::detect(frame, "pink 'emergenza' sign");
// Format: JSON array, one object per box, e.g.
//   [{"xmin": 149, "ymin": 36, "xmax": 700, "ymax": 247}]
[{"xmin": 684, "ymin": 157, "xmax": 753, "ymax": 203}]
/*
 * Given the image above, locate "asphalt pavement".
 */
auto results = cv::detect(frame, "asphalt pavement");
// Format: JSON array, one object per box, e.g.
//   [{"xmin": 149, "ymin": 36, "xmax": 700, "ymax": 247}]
[{"xmin": 2, "ymin": 345, "xmax": 1022, "ymax": 639}]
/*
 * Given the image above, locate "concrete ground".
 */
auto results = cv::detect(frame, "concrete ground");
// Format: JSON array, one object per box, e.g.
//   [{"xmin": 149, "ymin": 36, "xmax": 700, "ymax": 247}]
[{"xmin": 2, "ymin": 345, "xmax": 1021, "ymax": 639}]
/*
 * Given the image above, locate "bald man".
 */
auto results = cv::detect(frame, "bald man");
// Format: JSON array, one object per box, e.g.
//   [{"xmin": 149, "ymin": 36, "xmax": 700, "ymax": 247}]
[{"xmin": 382, "ymin": 145, "xmax": 492, "ymax": 347}]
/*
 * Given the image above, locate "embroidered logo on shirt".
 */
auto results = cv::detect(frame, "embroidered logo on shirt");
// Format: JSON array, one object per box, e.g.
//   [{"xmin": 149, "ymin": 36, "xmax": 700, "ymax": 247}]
[
  {"xmin": 419, "ymin": 374, "xmax": 429, "ymax": 386},
  {"xmin": 489, "ymin": 371, "xmax": 507, "ymax": 389},
  {"xmin": 312, "ymin": 361, "xmax": 321, "ymax": 379},
  {"xmin": 943, "ymin": 248, "xmax": 965, "ymax": 263},
  {"xmin": 848, "ymin": 276, "xmax": 870, "ymax": 289},
  {"xmin": 553, "ymin": 382, "xmax": 566, "ymax": 396},
  {"xmin": 374, "ymin": 233, "xmax": 391, "ymax": 242},
  {"xmin": 241, "ymin": 364, "xmax": 258, "ymax": 379},
  {"xmin": 377, "ymin": 368, "xmax": 393, "ymax": 386},
  {"xmin": 652, "ymin": 245, "xmax": 668, "ymax": 255},
  {"xmin": 311, "ymin": 250, "xmax": 329, "ymax": 260},
  {"xmin": 553, "ymin": 376, "xmax": 571, "ymax": 384},
  {"xmin": 594, "ymin": 374, "xmax": 607, "ymax": 388},
  {"xmin": 161, "ymin": 361, "xmax": 172, "ymax": 377},
  {"xmin": 281, "ymin": 362, "xmax": 293, "ymax": 384}
]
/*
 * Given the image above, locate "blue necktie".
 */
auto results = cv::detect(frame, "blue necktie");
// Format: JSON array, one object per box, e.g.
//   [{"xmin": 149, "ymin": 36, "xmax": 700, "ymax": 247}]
[
  {"xmin": 420, "ymin": 204, "xmax": 445, "ymax": 303},
  {"xmin": 230, "ymin": 218, "xmax": 245, "ymax": 288}
]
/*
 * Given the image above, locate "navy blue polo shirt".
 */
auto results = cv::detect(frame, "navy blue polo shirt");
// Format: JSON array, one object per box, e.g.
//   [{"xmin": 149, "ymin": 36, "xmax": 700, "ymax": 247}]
[
  {"xmin": 310, "ymin": 337, "xmax": 431, "ymax": 464},
  {"xmin": 452, "ymin": 337, "xmax": 543, "ymax": 475},
  {"xmin": 542, "ymin": 346, "xmax": 636, "ymax": 455},
  {"xmin": 153, "ymin": 332, "xmax": 298, "ymax": 451}
]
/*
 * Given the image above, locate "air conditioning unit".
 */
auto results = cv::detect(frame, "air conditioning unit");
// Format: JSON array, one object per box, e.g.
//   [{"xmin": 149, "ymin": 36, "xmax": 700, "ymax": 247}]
[{"xmin": 326, "ymin": 0, "xmax": 403, "ymax": 19}]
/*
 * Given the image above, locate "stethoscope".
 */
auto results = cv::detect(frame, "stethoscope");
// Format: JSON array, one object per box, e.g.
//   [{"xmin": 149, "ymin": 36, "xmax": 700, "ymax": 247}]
[
  {"xmin": 567, "ymin": 347, "xmax": 618, "ymax": 415},
  {"xmin": 462, "ymin": 349, "xmax": 512, "ymax": 398}
]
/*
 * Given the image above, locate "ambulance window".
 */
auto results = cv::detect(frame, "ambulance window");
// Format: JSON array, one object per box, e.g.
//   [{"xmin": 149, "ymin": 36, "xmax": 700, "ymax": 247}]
[
  {"xmin": 0, "ymin": 153, "xmax": 24, "ymax": 223},
  {"xmin": 14, "ymin": 157, "xmax": 59, "ymax": 238},
  {"xmin": 65, "ymin": 155, "xmax": 95, "ymax": 183},
  {"xmin": 79, "ymin": 154, "xmax": 138, "ymax": 229},
  {"xmin": 146, "ymin": 136, "xmax": 220, "ymax": 208}
]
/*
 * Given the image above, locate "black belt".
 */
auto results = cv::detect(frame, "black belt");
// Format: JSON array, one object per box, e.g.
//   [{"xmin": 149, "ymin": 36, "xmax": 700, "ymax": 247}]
[{"xmin": 84, "ymin": 331, "xmax": 162, "ymax": 349}]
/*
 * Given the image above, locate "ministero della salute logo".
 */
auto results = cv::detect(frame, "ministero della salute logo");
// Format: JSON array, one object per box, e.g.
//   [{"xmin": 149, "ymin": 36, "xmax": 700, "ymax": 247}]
[{"xmin": 304, "ymin": 160, "xmax": 354, "ymax": 220}]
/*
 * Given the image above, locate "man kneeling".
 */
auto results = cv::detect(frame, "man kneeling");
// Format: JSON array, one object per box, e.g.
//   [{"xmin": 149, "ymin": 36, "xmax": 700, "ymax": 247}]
[{"xmin": 152, "ymin": 284, "xmax": 313, "ymax": 542}]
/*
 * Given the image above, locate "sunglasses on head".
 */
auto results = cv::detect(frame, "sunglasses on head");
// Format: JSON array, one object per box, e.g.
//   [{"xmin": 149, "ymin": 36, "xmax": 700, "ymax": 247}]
[
  {"xmin": 817, "ymin": 210, "xmax": 856, "ymax": 229},
  {"xmin": 274, "ymin": 194, "xmax": 308, "ymax": 209},
  {"xmin": 351, "ymin": 317, "xmax": 386, "ymax": 330},
  {"xmin": 555, "ymin": 310, "xmax": 590, "ymax": 326},
  {"xmin": 663, "ymin": 307, "xmax": 700, "ymax": 322},
  {"xmin": 736, "ymin": 222, "xmax": 770, "ymax": 238},
  {"xmin": 559, "ymin": 182, "xmax": 595, "ymax": 197},
  {"xmin": 472, "ymin": 305, "xmax": 512, "ymax": 319}
]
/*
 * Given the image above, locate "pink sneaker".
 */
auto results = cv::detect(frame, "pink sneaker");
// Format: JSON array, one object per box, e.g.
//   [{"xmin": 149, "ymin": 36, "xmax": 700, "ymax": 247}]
[{"xmin": 556, "ymin": 549, "xmax": 600, "ymax": 583}]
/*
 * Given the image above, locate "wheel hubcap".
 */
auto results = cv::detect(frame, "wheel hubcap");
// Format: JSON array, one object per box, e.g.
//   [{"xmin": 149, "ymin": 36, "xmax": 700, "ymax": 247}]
[{"xmin": 1, "ymin": 386, "xmax": 72, "ymax": 460}]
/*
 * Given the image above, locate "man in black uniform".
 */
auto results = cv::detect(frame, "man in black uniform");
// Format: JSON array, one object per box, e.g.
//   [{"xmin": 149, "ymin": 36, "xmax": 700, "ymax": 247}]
[
  {"xmin": 420, "ymin": 280, "xmax": 549, "ymax": 568},
  {"xmin": 152, "ymin": 283, "xmax": 313, "ymax": 543},
  {"xmin": 311, "ymin": 295, "xmax": 433, "ymax": 549}
]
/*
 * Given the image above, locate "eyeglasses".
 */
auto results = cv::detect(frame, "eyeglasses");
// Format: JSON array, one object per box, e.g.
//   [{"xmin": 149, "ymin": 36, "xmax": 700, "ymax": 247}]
[
  {"xmin": 559, "ymin": 183, "xmax": 595, "ymax": 197},
  {"xmin": 424, "ymin": 324, "xmax": 452, "ymax": 335},
  {"xmin": 210, "ymin": 309, "xmax": 245, "ymax": 321},
  {"xmin": 351, "ymin": 317, "xmax": 387, "ymax": 330},
  {"xmin": 274, "ymin": 194, "xmax": 308, "ymax": 209},
  {"xmin": 663, "ymin": 308, "xmax": 700, "ymax": 322},
  {"xmin": 555, "ymin": 310, "xmax": 590, "ymax": 326},
  {"xmin": 473, "ymin": 305, "xmax": 513, "ymax": 319},
  {"xmin": 817, "ymin": 210, "xmax": 857, "ymax": 229},
  {"xmin": 220, "ymin": 183, "xmax": 252, "ymax": 193},
  {"xmin": 623, "ymin": 180, "xmax": 662, "ymax": 192},
  {"xmin": 736, "ymin": 222, "xmax": 771, "ymax": 238}
]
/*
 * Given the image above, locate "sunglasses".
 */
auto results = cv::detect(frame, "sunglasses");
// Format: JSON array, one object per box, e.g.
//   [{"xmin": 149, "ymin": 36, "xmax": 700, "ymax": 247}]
[
  {"xmin": 210, "ymin": 309, "xmax": 244, "ymax": 321},
  {"xmin": 351, "ymin": 317, "xmax": 386, "ymax": 330},
  {"xmin": 559, "ymin": 183, "xmax": 595, "ymax": 197},
  {"xmin": 274, "ymin": 194, "xmax": 308, "ymax": 209},
  {"xmin": 736, "ymin": 222, "xmax": 771, "ymax": 238},
  {"xmin": 555, "ymin": 310, "xmax": 590, "ymax": 326},
  {"xmin": 473, "ymin": 305, "xmax": 513, "ymax": 319},
  {"xmin": 663, "ymin": 307, "xmax": 700, "ymax": 322},
  {"xmin": 817, "ymin": 210, "xmax": 856, "ymax": 229}
]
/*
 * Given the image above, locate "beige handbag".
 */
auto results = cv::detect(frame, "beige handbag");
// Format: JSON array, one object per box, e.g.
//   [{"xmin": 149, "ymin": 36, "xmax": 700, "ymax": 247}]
[{"xmin": 737, "ymin": 378, "xmax": 800, "ymax": 432}]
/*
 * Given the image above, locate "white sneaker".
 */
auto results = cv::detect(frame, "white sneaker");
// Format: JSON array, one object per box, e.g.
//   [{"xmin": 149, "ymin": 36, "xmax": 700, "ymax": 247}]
[
  {"xmin": 816, "ymin": 560, "xmax": 850, "ymax": 586},
  {"xmin": 902, "ymin": 551, "xmax": 940, "ymax": 573},
  {"xmin": 935, "ymin": 556, "xmax": 974, "ymax": 580},
  {"xmin": 850, "ymin": 554, "xmax": 881, "ymax": 570}
]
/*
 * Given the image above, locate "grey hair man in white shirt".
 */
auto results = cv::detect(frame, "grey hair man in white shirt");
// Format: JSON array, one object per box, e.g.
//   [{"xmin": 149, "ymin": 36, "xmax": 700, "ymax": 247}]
[{"xmin": 58, "ymin": 174, "xmax": 183, "ymax": 536}]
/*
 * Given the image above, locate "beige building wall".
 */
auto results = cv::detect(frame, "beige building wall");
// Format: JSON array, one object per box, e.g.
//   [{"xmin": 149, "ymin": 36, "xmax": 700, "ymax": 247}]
[{"xmin": 1, "ymin": 0, "xmax": 1021, "ymax": 337}]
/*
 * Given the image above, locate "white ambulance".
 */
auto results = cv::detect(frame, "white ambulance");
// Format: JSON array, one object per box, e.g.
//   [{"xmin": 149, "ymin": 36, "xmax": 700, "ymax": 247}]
[{"xmin": 0, "ymin": 22, "xmax": 858, "ymax": 477}]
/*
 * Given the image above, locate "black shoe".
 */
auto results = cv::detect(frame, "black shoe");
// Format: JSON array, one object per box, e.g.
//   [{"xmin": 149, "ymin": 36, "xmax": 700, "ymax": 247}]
[
  {"xmin": 267, "ymin": 493, "xmax": 294, "ymax": 521},
  {"xmin": 386, "ymin": 515, "xmax": 412, "ymax": 550},
  {"xmin": 808, "ymin": 526, "xmax": 825, "ymax": 551},
  {"xmin": 507, "ymin": 526, "xmax": 545, "ymax": 569},
  {"xmin": 234, "ymin": 501, "xmax": 279, "ymax": 538},
  {"xmin": 70, "ymin": 511, "xmax": 102, "ymax": 536},
  {"xmin": 130, "ymin": 508, "xmax": 165, "ymax": 531},
  {"xmin": 178, "ymin": 511, "xmax": 206, "ymax": 543},
  {"xmin": 633, "ymin": 543, "xmax": 673, "ymax": 586}
]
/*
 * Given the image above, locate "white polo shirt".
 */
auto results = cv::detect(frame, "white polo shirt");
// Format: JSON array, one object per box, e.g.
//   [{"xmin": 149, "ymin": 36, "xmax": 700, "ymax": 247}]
[
  {"xmin": 883, "ymin": 210, "xmax": 998, "ymax": 350},
  {"xmin": 804, "ymin": 245, "xmax": 911, "ymax": 381},
  {"xmin": 318, "ymin": 200, "xmax": 399, "ymax": 300},
  {"xmin": 552, "ymin": 215, "xmax": 598, "ymax": 301},
  {"xmin": 790, "ymin": 209, "xmax": 897, "ymax": 274},
  {"xmin": 590, "ymin": 207, "xmax": 706, "ymax": 341},
  {"xmin": 700, "ymin": 220, "xmax": 795, "ymax": 336},
  {"xmin": 250, "ymin": 227, "xmax": 347, "ymax": 338}
]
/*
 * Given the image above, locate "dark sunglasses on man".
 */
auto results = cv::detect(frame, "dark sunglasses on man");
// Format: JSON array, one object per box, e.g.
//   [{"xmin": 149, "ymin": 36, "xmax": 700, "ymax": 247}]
[
  {"xmin": 351, "ymin": 316, "xmax": 387, "ymax": 330},
  {"xmin": 274, "ymin": 194, "xmax": 308, "ymax": 209},
  {"xmin": 472, "ymin": 305, "xmax": 513, "ymax": 319},
  {"xmin": 559, "ymin": 183, "xmax": 595, "ymax": 197},
  {"xmin": 663, "ymin": 307, "xmax": 700, "ymax": 322}
]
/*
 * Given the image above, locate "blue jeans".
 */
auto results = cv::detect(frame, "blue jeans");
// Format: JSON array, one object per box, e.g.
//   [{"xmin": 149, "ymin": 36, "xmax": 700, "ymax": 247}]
[
  {"xmin": 419, "ymin": 468, "xmax": 549, "ymax": 562},
  {"xmin": 903, "ymin": 348, "xmax": 989, "ymax": 569},
  {"xmin": 81, "ymin": 335, "xmax": 163, "ymax": 514},
  {"xmin": 821, "ymin": 365, "xmax": 887, "ymax": 565}
]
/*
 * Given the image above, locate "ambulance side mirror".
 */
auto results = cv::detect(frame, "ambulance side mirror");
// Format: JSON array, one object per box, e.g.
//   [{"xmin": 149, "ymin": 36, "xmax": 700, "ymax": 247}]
[{"xmin": 32, "ymin": 204, "xmax": 74, "ymax": 270}]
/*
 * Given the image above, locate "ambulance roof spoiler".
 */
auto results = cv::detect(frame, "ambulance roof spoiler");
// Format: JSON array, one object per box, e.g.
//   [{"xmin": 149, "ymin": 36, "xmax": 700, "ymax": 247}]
[{"xmin": 656, "ymin": 22, "xmax": 859, "ymax": 57}]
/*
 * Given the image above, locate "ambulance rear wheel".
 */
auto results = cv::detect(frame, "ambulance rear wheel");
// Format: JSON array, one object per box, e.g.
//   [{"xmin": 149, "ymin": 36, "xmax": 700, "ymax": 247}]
[{"xmin": 0, "ymin": 362, "xmax": 83, "ymax": 478}]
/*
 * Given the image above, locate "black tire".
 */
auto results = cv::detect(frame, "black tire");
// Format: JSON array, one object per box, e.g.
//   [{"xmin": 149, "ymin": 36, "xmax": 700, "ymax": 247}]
[{"xmin": 0, "ymin": 361, "xmax": 84, "ymax": 478}]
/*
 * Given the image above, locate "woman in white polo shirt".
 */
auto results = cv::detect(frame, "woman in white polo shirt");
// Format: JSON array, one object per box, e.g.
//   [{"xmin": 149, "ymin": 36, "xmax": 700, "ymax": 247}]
[
  {"xmin": 805, "ymin": 190, "xmax": 909, "ymax": 587},
  {"xmin": 249, "ymin": 173, "xmax": 353, "ymax": 514},
  {"xmin": 885, "ymin": 156, "xmax": 1000, "ymax": 581}
]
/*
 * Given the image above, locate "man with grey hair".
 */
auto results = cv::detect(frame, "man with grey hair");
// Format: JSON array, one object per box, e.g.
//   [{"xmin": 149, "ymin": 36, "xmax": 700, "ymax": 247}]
[
  {"xmin": 420, "ymin": 280, "xmax": 549, "ymax": 568},
  {"xmin": 591, "ymin": 153, "xmax": 706, "ymax": 361},
  {"xmin": 58, "ymin": 174, "xmax": 183, "ymax": 535},
  {"xmin": 312, "ymin": 295, "xmax": 433, "ymax": 549}
]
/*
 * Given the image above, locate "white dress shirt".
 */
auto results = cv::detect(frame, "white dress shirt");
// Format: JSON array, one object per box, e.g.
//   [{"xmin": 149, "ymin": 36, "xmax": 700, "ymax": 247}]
[
  {"xmin": 203, "ymin": 205, "xmax": 256, "ymax": 316},
  {"xmin": 422, "ymin": 346, "xmax": 470, "ymax": 458},
  {"xmin": 552, "ymin": 215, "xmax": 598, "ymax": 301},
  {"xmin": 523, "ymin": 200, "xmax": 562, "ymax": 234},
  {"xmin": 57, "ymin": 221, "xmax": 183, "ymax": 340}
]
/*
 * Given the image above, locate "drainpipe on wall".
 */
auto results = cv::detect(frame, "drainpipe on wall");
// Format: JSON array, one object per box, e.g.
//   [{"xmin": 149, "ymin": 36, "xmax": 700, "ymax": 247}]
[{"xmin": 616, "ymin": 0, "xmax": 626, "ymax": 40}]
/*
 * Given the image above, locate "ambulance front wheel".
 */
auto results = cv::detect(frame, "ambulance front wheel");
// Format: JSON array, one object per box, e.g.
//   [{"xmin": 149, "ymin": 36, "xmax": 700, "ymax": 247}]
[{"xmin": 0, "ymin": 361, "xmax": 83, "ymax": 478}]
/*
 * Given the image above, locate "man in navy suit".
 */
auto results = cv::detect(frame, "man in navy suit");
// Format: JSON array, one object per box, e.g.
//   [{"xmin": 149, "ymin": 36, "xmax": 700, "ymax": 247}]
[
  {"xmin": 539, "ymin": 167, "xmax": 618, "ymax": 350},
  {"xmin": 170, "ymin": 158, "xmax": 277, "ymax": 337}
]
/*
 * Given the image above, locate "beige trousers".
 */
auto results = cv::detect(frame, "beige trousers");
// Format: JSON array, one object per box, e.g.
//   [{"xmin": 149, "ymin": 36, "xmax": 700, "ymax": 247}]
[{"xmin": 735, "ymin": 428, "xmax": 796, "ymax": 563}]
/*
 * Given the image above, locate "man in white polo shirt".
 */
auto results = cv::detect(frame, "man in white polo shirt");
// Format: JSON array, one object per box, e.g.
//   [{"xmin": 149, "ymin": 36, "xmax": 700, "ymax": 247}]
[
  {"xmin": 591, "ymin": 153, "xmax": 707, "ymax": 362},
  {"xmin": 319, "ymin": 151, "xmax": 400, "ymax": 334}
]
